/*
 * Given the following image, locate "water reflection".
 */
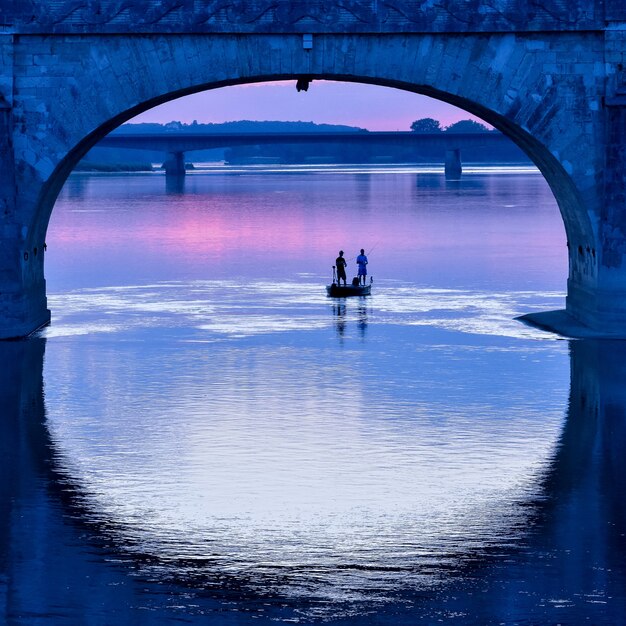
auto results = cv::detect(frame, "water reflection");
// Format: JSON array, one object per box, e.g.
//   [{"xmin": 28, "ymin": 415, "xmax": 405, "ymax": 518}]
[
  {"xmin": 458, "ymin": 339, "xmax": 626, "ymax": 624},
  {"xmin": 4, "ymin": 167, "xmax": 614, "ymax": 623},
  {"xmin": 357, "ymin": 301, "xmax": 368, "ymax": 338},
  {"xmin": 414, "ymin": 169, "xmax": 536, "ymax": 201},
  {"xmin": 165, "ymin": 175, "xmax": 186, "ymax": 195},
  {"xmin": 332, "ymin": 299, "xmax": 369, "ymax": 341},
  {"xmin": 1, "ymin": 338, "xmax": 625, "ymax": 623},
  {"xmin": 50, "ymin": 169, "xmax": 566, "ymax": 293},
  {"xmin": 62, "ymin": 175, "xmax": 89, "ymax": 199},
  {"xmin": 353, "ymin": 172, "xmax": 372, "ymax": 206},
  {"xmin": 333, "ymin": 302, "xmax": 346, "ymax": 339}
]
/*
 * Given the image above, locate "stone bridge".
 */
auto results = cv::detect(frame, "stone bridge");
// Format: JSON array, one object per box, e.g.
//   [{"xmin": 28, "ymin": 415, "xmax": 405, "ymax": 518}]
[
  {"xmin": 98, "ymin": 130, "xmax": 527, "ymax": 177},
  {"xmin": 0, "ymin": 0, "xmax": 625, "ymax": 338}
]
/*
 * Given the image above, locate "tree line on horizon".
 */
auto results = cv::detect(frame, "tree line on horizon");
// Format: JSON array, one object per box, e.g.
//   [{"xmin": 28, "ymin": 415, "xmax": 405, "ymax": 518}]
[
  {"xmin": 115, "ymin": 118, "xmax": 494, "ymax": 134},
  {"xmin": 410, "ymin": 118, "xmax": 494, "ymax": 133},
  {"xmin": 82, "ymin": 117, "xmax": 510, "ymax": 169}
]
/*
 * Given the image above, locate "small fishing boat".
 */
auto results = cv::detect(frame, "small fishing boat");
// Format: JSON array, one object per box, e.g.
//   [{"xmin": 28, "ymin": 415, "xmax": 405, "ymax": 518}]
[
  {"xmin": 326, "ymin": 282, "xmax": 371, "ymax": 297},
  {"xmin": 326, "ymin": 266, "xmax": 372, "ymax": 297}
]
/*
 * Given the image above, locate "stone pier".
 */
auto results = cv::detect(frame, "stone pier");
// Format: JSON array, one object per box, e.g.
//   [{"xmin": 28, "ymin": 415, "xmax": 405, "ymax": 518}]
[{"xmin": 164, "ymin": 151, "xmax": 186, "ymax": 179}]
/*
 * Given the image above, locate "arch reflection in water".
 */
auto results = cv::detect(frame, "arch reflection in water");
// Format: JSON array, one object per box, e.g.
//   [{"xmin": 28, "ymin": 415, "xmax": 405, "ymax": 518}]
[{"xmin": 1, "ymin": 338, "xmax": 626, "ymax": 623}]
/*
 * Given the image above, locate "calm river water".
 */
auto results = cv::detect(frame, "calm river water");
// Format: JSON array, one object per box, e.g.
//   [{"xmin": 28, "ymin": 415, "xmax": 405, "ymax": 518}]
[{"xmin": 2, "ymin": 166, "xmax": 626, "ymax": 625}]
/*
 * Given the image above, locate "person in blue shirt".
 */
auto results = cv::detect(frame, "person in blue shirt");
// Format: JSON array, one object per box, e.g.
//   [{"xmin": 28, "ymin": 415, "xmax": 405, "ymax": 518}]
[{"xmin": 356, "ymin": 249, "xmax": 368, "ymax": 285}]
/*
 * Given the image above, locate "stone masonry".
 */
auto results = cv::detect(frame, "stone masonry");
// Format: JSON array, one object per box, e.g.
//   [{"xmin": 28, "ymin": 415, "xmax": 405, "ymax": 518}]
[{"xmin": 0, "ymin": 1, "xmax": 624, "ymax": 337}]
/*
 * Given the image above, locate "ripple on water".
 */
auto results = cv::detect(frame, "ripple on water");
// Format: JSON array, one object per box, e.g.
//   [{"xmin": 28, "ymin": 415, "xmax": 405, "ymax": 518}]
[
  {"xmin": 42, "ymin": 283, "xmax": 568, "ymax": 617},
  {"xmin": 43, "ymin": 279, "xmax": 564, "ymax": 342}
]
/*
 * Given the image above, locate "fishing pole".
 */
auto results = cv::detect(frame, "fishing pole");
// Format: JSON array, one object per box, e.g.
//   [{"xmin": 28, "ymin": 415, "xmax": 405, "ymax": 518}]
[{"xmin": 345, "ymin": 240, "xmax": 381, "ymax": 261}]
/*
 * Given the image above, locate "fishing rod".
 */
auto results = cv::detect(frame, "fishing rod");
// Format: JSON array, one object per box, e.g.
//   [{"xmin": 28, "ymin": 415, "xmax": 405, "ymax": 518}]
[{"xmin": 345, "ymin": 239, "xmax": 381, "ymax": 261}]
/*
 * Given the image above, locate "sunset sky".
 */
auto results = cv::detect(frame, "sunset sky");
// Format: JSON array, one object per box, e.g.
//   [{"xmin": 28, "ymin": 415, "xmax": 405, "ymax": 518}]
[{"xmin": 131, "ymin": 80, "xmax": 483, "ymax": 130}]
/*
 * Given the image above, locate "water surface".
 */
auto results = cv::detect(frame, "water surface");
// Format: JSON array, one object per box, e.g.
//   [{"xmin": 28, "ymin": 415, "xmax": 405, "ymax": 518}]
[{"xmin": 2, "ymin": 166, "xmax": 625, "ymax": 624}]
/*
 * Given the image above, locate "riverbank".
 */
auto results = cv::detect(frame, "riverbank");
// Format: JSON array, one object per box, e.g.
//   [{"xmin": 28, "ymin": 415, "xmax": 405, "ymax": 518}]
[{"xmin": 74, "ymin": 161, "xmax": 154, "ymax": 172}]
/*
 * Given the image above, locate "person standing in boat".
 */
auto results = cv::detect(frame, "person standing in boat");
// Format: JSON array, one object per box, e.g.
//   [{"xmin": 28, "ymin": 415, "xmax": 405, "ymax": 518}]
[
  {"xmin": 356, "ymin": 249, "xmax": 368, "ymax": 285},
  {"xmin": 335, "ymin": 250, "xmax": 348, "ymax": 286}
]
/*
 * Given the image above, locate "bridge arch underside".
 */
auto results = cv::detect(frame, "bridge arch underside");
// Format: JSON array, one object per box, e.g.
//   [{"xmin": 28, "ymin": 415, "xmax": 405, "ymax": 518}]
[{"xmin": 6, "ymin": 33, "xmax": 613, "ymax": 337}]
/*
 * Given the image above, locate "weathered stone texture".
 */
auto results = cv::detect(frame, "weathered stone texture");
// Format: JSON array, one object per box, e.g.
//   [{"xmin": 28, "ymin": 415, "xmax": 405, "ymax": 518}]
[
  {"xmin": 0, "ymin": 1, "xmax": 604, "ymax": 34},
  {"xmin": 0, "ymin": 37, "xmax": 15, "ymax": 220}
]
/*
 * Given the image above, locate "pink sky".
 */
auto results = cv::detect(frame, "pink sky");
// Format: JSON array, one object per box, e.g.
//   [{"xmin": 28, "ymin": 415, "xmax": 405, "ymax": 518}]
[{"xmin": 131, "ymin": 80, "xmax": 483, "ymax": 131}]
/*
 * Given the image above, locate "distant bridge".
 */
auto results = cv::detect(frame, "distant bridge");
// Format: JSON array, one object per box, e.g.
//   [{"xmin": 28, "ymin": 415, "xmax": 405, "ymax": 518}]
[{"xmin": 98, "ymin": 131, "xmax": 526, "ymax": 178}]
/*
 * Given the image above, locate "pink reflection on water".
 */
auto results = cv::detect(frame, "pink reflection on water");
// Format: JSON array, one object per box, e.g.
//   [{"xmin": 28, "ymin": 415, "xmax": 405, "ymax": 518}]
[{"xmin": 48, "ymin": 169, "xmax": 566, "ymax": 291}]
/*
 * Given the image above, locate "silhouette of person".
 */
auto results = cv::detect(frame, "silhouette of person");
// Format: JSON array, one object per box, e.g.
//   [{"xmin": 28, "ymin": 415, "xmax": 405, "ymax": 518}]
[
  {"xmin": 335, "ymin": 250, "xmax": 347, "ymax": 286},
  {"xmin": 356, "ymin": 249, "xmax": 368, "ymax": 285}
]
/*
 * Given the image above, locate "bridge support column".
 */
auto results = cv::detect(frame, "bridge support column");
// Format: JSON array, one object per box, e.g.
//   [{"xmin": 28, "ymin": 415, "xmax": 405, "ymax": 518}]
[
  {"xmin": 0, "ymin": 84, "xmax": 50, "ymax": 339},
  {"xmin": 0, "ymin": 232, "xmax": 50, "ymax": 339},
  {"xmin": 444, "ymin": 149, "xmax": 462, "ymax": 180},
  {"xmin": 164, "ymin": 151, "xmax": 186, "ymax": 178},
  {"xmin": 522, "ymin": 98, "xmax": 626, "ymax": 337},
  {"xmin": 567, "ymin": 102, "xmax": 626, "ymax": 331}
]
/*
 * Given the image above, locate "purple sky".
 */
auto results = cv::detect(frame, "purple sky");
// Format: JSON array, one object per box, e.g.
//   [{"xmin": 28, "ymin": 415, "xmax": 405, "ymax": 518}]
[{"xmin": 131, "ymin": 80, "xmax": 484, "ymax": 130}]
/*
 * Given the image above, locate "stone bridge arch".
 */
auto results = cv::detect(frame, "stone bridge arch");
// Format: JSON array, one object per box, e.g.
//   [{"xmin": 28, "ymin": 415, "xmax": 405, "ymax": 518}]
[{"xmin": 1, "ymin": 29, "xmax": 622, "ymax": 337}]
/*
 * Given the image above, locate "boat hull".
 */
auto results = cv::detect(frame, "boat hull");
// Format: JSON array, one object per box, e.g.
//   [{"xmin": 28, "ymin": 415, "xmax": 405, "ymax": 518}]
[{"xmin": 326, "ymin": 284, "xmax": 371, "ymax": 297}]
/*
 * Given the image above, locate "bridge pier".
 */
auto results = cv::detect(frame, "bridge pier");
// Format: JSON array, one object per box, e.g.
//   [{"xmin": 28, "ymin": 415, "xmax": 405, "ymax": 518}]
[
  {"xmin": 518, "ymin": 99, "xmax": 626, "ymax": 337},
  {"xmin": 164, "ymin": 151, "xmax": 186, "ymax": 179},
  {"xmin": 0, "ymin": 235, "xmax": 50, "ymax": 339},
  {"xmin": 444, "ymin": 149, "xmax": 462, "ymax": 180},
  {"xmin": 0, "ymin": 92, "xmax": 50, "ymax": 338}
]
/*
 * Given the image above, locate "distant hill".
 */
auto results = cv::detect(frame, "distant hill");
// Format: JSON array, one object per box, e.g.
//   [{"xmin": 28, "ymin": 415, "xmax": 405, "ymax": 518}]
[{"xmin": 113, "ymin": 120, "xmax": 366, "ymax": 134}]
